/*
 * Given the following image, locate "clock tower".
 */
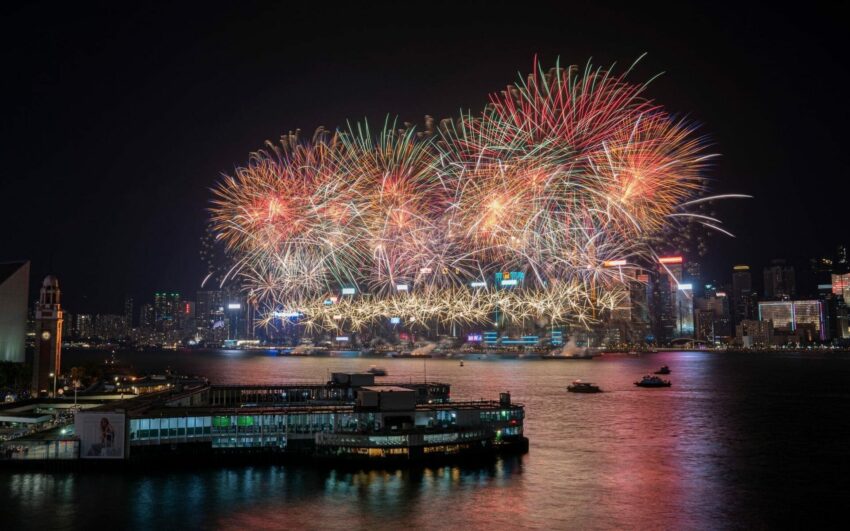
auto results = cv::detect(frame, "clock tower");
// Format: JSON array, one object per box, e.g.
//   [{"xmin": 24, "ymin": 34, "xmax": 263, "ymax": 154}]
[{"xmin": 32, "ymin": 275, "xmax": 63, "ymax": 397}]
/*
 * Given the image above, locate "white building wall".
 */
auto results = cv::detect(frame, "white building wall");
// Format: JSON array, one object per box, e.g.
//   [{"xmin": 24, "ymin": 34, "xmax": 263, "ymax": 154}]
[{"xmin": 0, "ymin": 262, "xmax": 30, "ymax": 362}]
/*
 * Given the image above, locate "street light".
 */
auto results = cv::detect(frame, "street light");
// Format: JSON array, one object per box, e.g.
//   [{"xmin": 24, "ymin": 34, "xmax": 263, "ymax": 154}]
[{"xmin": 49, "ymin": 372, "xmax": 56, "ymax": 398}]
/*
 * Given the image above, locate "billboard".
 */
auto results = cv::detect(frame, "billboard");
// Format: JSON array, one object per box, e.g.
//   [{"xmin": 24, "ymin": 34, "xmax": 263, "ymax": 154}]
[{"xmin": 76, "ymin": 412, "xmax": 126, "ymax": 459}]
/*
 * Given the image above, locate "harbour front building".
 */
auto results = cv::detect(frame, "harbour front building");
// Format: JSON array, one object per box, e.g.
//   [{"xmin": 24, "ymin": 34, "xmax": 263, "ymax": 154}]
[{"xmin": 3, "ymin": 373, "xmax": 527, "ymax": 464}]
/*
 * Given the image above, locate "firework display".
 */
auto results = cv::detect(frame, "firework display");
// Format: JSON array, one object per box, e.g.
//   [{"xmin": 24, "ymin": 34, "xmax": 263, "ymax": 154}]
[{"xmin": 210, "ymin": 58, "xmax": 737, "ymax": 331}]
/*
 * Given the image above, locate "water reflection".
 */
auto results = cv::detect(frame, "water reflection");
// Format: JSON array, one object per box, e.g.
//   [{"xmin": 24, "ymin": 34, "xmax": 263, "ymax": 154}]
[{"xmin": 4, "ymin": 351, "xmax": 850, "ymax": 528}]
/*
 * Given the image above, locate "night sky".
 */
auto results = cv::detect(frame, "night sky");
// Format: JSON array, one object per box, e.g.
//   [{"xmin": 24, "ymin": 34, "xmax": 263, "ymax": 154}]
[{"xmin": 3, "ymin": 2, "xmax": 848, "ymax": 313}]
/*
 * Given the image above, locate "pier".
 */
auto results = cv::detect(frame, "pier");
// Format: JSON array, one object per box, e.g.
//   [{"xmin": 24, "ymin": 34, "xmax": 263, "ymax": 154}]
[{"xmin": 1, "ymin": 373, "xmax": 526, "ymax": 465}]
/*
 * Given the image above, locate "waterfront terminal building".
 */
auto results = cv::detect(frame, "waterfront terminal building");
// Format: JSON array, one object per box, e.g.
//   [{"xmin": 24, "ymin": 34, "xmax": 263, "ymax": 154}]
[{"xmin": 2, "ymin": 373, "xmax": 527, "ymax": 464}]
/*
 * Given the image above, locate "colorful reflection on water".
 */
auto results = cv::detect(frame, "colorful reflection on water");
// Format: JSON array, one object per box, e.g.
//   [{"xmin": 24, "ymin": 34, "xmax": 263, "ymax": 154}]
[{"xmin": 4, "ymin": 350, "xmax": 850, "ymax": 528}]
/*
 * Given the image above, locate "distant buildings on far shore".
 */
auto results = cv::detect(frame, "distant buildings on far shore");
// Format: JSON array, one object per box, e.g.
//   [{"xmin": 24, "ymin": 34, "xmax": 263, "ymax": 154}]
[{"xmin": 3, "ymin": 244, "xmax": 850, "ymax": 353}]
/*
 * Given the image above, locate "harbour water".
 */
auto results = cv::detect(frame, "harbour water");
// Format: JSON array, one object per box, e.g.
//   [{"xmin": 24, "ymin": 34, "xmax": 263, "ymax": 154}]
[{"xmin": 4, "ymin": 350, "xmax": 850, "ymax": 529}]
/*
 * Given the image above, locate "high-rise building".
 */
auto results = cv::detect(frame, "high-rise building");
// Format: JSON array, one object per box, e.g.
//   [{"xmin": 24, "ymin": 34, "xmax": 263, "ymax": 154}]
[
  {"xmin": 763, "ymin": 259, "xmax": 796, "ymax": 300},
  {"xmin": 63, "ymin": 312, "xmax": 74, "ymax": 339},
  {"xmin": 196, "ymin": 290, "xmax": 225, "ymax": 329},
  {"xmin": 196, "ymin": 290, "xmax": 227, "ymax": 343},
  {"xmin": 834, "ymin": 299, "xmax": 850, "ymax": 340},
  {"xmin": 178, "ymin": 300, "xmax": 196, "ymax": 331},
  {"xmin": 651, "ymin": 256, "xmax": 693, "ymax": 342},
  {"xmin": 629, "ymin": 272, "xmax": 651, "ymax": 342},
  {"xmin": 832, "ymin": 272, "xmax": 850, "ymax": 303},
  {"xmin": 77, "ymin": 314, "xmax": 93, "ymax": 338},
  {"xmin": 675, "ymin": 282, "xmax": 694, "ymax": 338},
  {"xmin": 731, "ymin": 265, "xmax": 755, "ymax": 325},
  {"xmin": 695, "ymin": 291, "xmax": 732, "ymax": 342},
  {"xmin": 0, "ymin": 261, "xmax": 30, "ymax": 363},
  {"xmin": 225, "ymin": 295, "xmax": 249, "ymax": 340},
  {"xmin": 154, "ymin": 292, "xmax": 181, "ymax": 330},
  {"xmin": 123, "ymin": 296, "xmax": 134, "ymax": 330},
  {"xmin": 801, "ymin": 257, "xmax": 833, "ymax": 299},
  {"xmin": 139, "ymin": 304, "xmax": 155, "ymax": 330},
  {"xmin": 685, "ymin": 259, "xmax": 702, "ymax": 297},
  {"xmin": 650, "ymin": 268, "xmax": 673, "ymax": 344},
  {"xmin": 32, "ymin": 275, "xmax": 63, "ymax": 396}
]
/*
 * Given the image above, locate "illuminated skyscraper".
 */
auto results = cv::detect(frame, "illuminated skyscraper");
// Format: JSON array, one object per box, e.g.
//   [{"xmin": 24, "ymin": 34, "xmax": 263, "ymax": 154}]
[
  {"xmin": 830, "ymin": 272, "xmax": 850, "ymax": 340},
  {"xmin": 675, "ymin": 282, "xmax": 695, "ymax": 338},
  {"xmin": 651, "ymin": 256, "xmax": 693, "ymax": 342},
  {"xmin": 832, "ymin": 272, "xmax": 850, "ymax": 303}
]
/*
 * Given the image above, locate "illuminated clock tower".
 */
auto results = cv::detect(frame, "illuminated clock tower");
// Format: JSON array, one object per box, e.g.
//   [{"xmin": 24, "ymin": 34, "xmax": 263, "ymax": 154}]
[{"xmin": 32, "ymin": 275, "xmax": 63, "ymax": 397}]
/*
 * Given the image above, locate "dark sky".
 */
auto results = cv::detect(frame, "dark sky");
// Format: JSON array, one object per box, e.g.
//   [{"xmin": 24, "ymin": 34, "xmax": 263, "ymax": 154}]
[{"xmin": 3, "ymin": 1, "xmax": 848, "ymax": 313}]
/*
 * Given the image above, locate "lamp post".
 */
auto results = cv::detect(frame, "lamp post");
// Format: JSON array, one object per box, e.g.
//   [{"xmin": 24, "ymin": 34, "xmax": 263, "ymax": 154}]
[{"xmin": 49, "ymin": 372, "xmax": 56, "ymax": 398}]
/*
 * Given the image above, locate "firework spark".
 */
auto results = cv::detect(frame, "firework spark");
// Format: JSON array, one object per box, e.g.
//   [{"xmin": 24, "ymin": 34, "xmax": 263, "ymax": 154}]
[{"xmin": 210, "ymin": 58, "xmax": 730, "ymax": 330}]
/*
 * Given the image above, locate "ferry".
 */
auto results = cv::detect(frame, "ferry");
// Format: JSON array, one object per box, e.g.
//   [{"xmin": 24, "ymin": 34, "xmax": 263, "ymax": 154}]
[
  {"xmin": 566, "ymin": 380, "xmax": 602, "ymax": 393},
  {"xmin": 634, "ymin": 375, "xmax": 671, "ymax": 388},
  {"xmin": 654, "ymin": 365, "xmax": 671, "ymax": 375}
]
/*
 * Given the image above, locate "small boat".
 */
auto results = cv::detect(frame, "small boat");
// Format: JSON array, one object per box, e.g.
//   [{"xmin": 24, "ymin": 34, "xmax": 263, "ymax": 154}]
[
  {"xmin": 567, "ymin": 380, "xmax": 602, "ymax": 393},
  {"xmin": 634, "ymin": 375, "xmax": 671, "ymax": 388},
  {"xmin": 459, "ymin": 361, "xmax": 464, "ymax": 367},
  {"xmin": 366, "ymin": 366, "xmax": 387, "ymax": 376},
  {"xmin": 654, "ymin": 365, "xmax": 671, "ymax": 375}
]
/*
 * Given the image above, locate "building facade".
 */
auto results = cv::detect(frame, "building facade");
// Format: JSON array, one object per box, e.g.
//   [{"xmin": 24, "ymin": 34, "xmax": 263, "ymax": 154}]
[
  {"xmin": 758, "ymin": 300, "xmax": 826, "ymax": 342},
  {"xmin": 32, "ymin": 275, "xmax": 63, "ymax": 396},
  {"xmin": 731, "ymin": 265, "xmax": 756, "ymax": 325},
  {"xmin": 735, "ymin": 319, "xmax": 773, "ymax": 347},
  {"xmin": 0, "ymin": 261, "xmax": 30, "ymax": 363}
]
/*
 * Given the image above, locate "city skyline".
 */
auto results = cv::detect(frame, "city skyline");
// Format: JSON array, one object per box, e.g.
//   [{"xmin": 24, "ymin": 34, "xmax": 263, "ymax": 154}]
[{"xmin": 28, "ymin": 246, "xmax": 850, "ymax": 349}]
